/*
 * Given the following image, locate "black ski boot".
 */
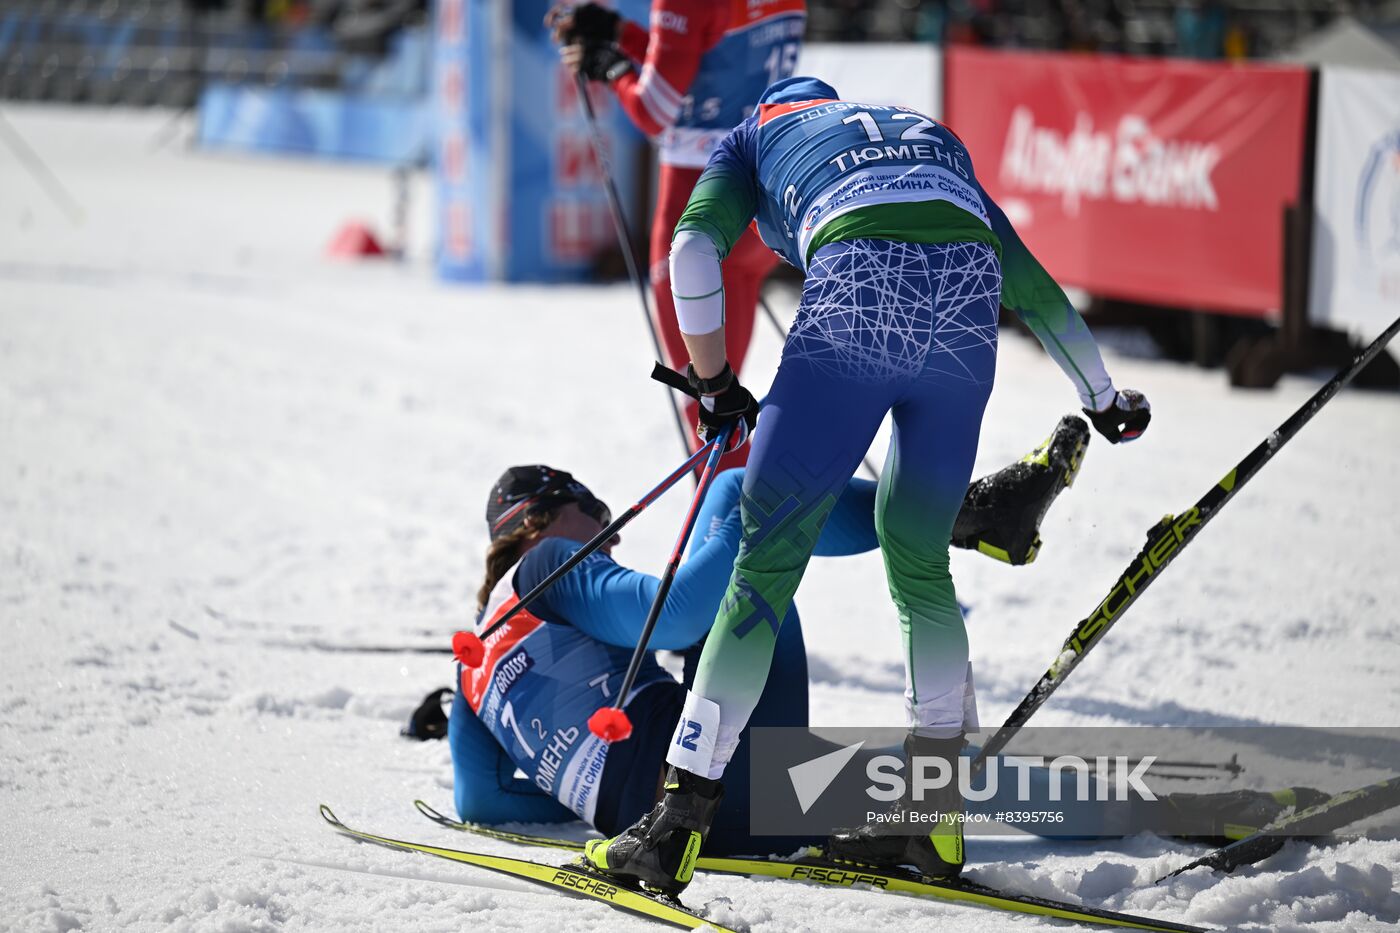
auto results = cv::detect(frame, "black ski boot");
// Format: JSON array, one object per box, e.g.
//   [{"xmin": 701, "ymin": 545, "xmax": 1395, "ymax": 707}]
[
  {"xmin": 952, "ymin": 414, "xmax": 1090, "ymax": 565},
  {"xmin": 1164, "ymin": 786, "xmax": 1331, "ymax": 844},
  {"xmin": 826, "ymin": 734, "xmax": 965, "ymax": 879},
  {"xmin": 582, "ymin": 766, "xmax": 723, "ymax": 897}
]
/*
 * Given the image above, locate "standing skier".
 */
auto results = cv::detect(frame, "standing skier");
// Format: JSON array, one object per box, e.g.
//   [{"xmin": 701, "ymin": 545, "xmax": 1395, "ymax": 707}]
[
  {"xmin": 547, "ymin": 0, "xmax": 806, "ymax": 470},
  {"xmin": 582, "ymin": 77, "xmax": 1152, "ymax": 895}
]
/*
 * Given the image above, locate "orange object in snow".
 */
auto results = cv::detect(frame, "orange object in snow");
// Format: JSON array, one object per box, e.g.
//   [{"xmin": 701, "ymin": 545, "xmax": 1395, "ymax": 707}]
[{"xmin": 327, "ymin": 221, "xmax": 385, "ymax": 258}]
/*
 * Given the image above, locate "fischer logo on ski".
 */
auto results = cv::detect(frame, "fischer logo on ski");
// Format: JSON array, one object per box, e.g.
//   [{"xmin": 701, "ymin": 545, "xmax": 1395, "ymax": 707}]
[
  {"xmin": 552, "ymin": 869, "xmax": 621, "ymax": 899},
  {"xmin": 790, "ymin": 864, "xmax": 891, "ymax": 887},
  {"xmin": 1073, "ymin": 508, "xmax": 1201, "ymax": 651}
]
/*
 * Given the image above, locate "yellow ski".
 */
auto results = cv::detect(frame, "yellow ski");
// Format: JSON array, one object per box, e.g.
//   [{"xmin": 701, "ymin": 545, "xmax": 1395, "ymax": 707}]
[
  {"xmin": 415, "ymin": 799, "xmax": 587, "ymax": 851},
  {"xmin": 695, "ymin": 854, "xmax": 1205, "ymax": 932},
  {"xmin": 320, "ymin": 806, "xmax": 736, "ymax": 932},
  {"xmin": 413, "ymin": 800, "xmax": 1208, "ymax": 932}
]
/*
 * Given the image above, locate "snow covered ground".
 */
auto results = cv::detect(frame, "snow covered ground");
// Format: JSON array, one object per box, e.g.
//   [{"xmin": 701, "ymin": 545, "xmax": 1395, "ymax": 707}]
[{"xmin": 2, "ymin": 105, "xmax": 1399, "ymax": 932}]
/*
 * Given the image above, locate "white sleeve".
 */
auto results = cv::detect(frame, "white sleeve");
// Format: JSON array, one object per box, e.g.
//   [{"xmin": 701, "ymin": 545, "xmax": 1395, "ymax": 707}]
[{"xmin": 669, "ymin": 229, "xmax": 725, "ymax": 336}]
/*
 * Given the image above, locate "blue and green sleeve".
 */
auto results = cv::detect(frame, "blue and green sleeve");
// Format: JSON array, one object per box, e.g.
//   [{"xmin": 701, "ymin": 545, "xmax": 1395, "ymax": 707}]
[
  {"xmin": 671, "ymin": 118, "xmax": 761, "ymax": 259},
  {"xmin": 978, "ymin": 182, "xmax": 1115, "ymax": 411}
]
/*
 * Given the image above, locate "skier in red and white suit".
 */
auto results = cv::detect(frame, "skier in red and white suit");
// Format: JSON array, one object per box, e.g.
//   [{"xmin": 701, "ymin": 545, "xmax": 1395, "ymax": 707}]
[{"xmin": 548, "ymin": 0, "xmax": 807, "ymax": 469}]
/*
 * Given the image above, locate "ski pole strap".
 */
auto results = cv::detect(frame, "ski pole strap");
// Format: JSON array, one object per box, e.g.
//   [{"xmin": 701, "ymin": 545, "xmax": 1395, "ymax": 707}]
[{"xmin": 650, "ymin": 361, "xmax": 700, "ymax": 399}]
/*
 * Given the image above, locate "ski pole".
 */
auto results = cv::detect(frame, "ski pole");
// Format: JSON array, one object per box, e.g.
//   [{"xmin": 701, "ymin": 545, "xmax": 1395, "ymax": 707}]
[
  {"xmin": 0, "ymin": 109, "xmax": 84, "ymax": 226},
  {"xmin": 573, "ymin": 72, "xmax": 694, "ymax": 465},
  {"xmin": 972, "ymin": 313, "xmax": 1400, "ymax": 775},
  {"xmin": 1155, "ymin": 773, "xmax": 1400, "ymax": 882},
  {"xmin": 588, "ymin": 421, "xmax": 735, "ymax": 743},
  {"xmin": 758, "ymin": 292, "xmax": 881, "ymax": 482},
  {"xmin": 452, "ymin": 436, "xmax": 720, "ymax": 668},
  {"xmin": 269, "ymin": 640, "xmax": 453, "ymax": 655},
  {"xmin": 1004, "ymin": 753, "xmax": 1243, "ymax": 778}
]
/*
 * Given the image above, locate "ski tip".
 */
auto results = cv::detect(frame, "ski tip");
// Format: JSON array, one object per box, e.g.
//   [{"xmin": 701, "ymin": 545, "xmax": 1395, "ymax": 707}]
[
  {"xmin": 1154, "ymin": 861, "xmax": 1198, "ymax": 885},
  {"xmin": 414, "ymin": 799, "xmax": 447, "ymax": 823},
  {"xmin": 319, "ymin": 804, "xmax": 343, "ymax": 828}
]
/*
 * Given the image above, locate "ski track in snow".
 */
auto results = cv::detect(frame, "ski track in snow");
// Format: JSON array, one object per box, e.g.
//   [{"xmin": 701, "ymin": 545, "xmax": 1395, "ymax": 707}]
[{"xmin": 2, "ymin": 105, "xmax": 1398, "ymax": 931}]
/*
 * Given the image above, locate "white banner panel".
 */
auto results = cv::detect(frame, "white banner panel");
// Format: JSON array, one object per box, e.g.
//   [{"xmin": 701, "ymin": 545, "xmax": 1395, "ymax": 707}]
[
  {"xmin": 798, "ymin": 43, "xmax": 942, "ymax": 119},
  {"xmin": 1310, "ymin": 67, "xmax": 1400, "ymax": 341}
]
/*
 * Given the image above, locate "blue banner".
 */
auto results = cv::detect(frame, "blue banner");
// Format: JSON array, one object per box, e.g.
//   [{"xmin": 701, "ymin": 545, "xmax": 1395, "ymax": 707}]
[
  {"xmin": 435, "ymin": 0, "xmax": 647, "ymax": 283},
  {"xmin": 198, "ymin": 84, "xmax": 429, "ymax": 164}
]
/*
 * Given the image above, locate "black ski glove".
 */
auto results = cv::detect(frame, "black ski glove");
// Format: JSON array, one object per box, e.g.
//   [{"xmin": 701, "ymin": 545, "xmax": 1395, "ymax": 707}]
[
  {"xmin": 688, "ymin": 362, "xmax": 759, "ymax": 450},
  {"xmin": 575, "ymin": 40, "xmax": 632, "ymax": 83},
  {"xmin": 400, "ymin": 687, "xmax": 452, "ymax": 741},
  {"xmin": 1084, "ymin": 389, "xmax": 1151, "ymax": 443},
  {"xmin": 548, "ymin": 2, "xmax": 621, "ymax": 43}
]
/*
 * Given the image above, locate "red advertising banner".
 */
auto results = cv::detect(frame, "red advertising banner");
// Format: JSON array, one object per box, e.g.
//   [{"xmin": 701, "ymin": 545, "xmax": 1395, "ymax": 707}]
[{"xmin": 945, "ymin": 48, "xmax": 1310, "ymax": 316}]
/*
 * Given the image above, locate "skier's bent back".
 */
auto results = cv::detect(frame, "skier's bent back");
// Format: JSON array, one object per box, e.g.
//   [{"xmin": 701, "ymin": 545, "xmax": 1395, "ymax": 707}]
[{"xmin": 583, "ymin": 76, "xmax": 1152, "ymax": 896}]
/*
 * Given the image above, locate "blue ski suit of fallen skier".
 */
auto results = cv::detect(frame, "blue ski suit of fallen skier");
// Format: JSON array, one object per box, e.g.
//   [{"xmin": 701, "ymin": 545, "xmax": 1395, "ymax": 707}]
[{"xmin": 452, "ymin": 465, "xmax": 886, "ymax": 855}]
